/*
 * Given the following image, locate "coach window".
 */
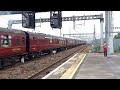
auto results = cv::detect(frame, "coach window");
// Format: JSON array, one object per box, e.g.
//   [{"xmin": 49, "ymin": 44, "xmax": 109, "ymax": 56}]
[
  {"xmin": 36, "ymin": 37, "xmax": 38, "ymax": 44},
  {"xmin": 33, "ymin": 37, "xmax": 35, "ymax": 40},
  {"xmin": 62, "ymin": 40, "xmax": 64, "ymax": 44},
  {"xmin": 16, "ymin": 36, "xmax": 20, "ymax": 45},
  {"xmin": 22, "ymin": 37, "xmax": 25, "ymax": 45},
  {"xmin": 61, "ymin": 40, "xmax": 62, "ymax": 44},
  {"xmin": 1, "ymin": 35, "xmax": 12, "ymax": 47},
  {"xmin": 50, "ymin": 39, "xmax": 52, "ymax": 43},
  {"xmin": 0, "ymin": 35, "xmax": 1, "ymax": 47},
  {"xmin": 59, "ymin": 40, "xmax": 61, "ymax": 44}
]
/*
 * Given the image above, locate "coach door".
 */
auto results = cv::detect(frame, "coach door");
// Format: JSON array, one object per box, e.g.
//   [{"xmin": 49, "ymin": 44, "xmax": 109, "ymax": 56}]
[{"xmin": 24, "ymin": 31, "xmax": 30, "ymax": 52}]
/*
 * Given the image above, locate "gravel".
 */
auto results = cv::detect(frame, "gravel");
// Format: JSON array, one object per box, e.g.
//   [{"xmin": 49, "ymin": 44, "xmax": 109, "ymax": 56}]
[{"xmin": 0, "ymin": 45, "xmax": 86, "ymax": 79}]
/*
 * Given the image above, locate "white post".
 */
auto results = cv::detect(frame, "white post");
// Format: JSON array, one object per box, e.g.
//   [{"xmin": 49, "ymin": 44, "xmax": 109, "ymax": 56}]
[
  {"xmin": 52, "ymin": 50, "xmax": 56, "ymax": 57},
  {"xmin": 100, "ymin": 17, "xmax": 104, "ymax": 52},
  {"xmin": 109, "ymin": 11, "xmax": 114, "ymax": 54},
  {"xmin": 105, "ymin": 11, "xmax": 110, "ymax": 57},
  {"xmin": 108, "ymin": 11, "xmax": 110, "ymax": 56},
  {"xmin": 21, "ymin": 57, "xmax": 25, "ymax": 63}
]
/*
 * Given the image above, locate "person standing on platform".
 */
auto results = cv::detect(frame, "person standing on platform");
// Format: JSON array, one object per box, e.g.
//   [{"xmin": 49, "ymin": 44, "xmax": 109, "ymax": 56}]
[{"xmin": 103, "ymin": 42, "xmax": 108, "ymax": 57}]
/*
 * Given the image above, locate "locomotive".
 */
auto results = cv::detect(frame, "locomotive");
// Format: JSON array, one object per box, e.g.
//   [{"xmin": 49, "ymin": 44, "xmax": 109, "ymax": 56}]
[{"xmin": 0, "ymin": 27, "xmax": 86, "ymax": 68}]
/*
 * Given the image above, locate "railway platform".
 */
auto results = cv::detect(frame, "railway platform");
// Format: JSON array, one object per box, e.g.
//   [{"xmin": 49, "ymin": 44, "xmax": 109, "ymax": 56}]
[{"xmin": 42, "ymin": 52, "xmax": 120, "ymax": 79}]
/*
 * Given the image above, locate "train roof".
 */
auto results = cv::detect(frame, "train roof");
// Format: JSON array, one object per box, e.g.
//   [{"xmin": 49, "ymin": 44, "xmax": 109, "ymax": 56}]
[
  {"xmin": 0, "ymin": 27, "xmax": 60, "ymax": 38},
  {"xmin": 27, "ymin": 32, "xmax": 60, "ymax": 39},
  {"xmin": 26, "ymin": 31, "xmax": 47, "ymax": 36},
  {"xmin": 0, "ymin": 27, "xmax": 86, "ymax": 42},
  {"xmin": 0, "ymin": 27, "xmax": 26, "ymax": 35}
]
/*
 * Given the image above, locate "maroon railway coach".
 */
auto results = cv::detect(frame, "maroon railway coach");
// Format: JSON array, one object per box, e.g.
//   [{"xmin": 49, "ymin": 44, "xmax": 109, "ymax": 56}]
[{"xmin": 0, "ymin": 27, "xmax": 86, "ymax": 68}]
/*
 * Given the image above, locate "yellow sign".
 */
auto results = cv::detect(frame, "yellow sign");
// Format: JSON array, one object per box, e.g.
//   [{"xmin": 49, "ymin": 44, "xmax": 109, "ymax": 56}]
[{"xmin": 12, "ymin": 48, "xmax": 21, "ymax": 52}]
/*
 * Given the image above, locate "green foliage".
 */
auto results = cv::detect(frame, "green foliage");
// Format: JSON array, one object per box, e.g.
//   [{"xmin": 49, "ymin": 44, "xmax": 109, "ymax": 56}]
[
  {"xmin": 94, "ymin": 46, "xmax": 100, "ymax": 52},
  {"xmin": 114, "ymin": 33, "xmax": 120, "ymax": 39},
  {"xmin": 114, "ymin": 50, "xmax": 120, "ymax": 53}
]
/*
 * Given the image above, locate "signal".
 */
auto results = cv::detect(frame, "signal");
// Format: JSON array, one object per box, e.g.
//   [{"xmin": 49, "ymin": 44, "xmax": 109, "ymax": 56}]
[
  {"xmin": 22, "ymin": 12, "xmax": 35, "ymax": 29},
  {"xmin": 50, "ymin": 11, "xmax": 62, "ymax": 29}
]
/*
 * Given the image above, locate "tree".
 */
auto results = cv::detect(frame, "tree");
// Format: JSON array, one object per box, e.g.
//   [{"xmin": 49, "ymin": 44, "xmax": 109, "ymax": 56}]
[{"xmin": 114, "ymin": 33, "xmax": 120, "ymax": 39}]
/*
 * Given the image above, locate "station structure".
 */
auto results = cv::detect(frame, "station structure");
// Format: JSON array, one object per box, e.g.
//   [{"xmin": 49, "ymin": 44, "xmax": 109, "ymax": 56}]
[
  {"xmin": 1, "ymin": 11, "xmax": 120, "ymax": 79},
  {"xmin": 6, "ymin": 11, "xmax": 120, "ymax": 55},
  {"xmin": 7, "ymin": 13, "xmax": 104, "ymax": 51}
]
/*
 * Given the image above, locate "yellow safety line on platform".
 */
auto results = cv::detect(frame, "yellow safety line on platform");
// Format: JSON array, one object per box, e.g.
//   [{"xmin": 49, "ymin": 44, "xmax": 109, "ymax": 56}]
[{"xmin": 68, "ymin": 53, "xmax": 86, "ymax": 79}]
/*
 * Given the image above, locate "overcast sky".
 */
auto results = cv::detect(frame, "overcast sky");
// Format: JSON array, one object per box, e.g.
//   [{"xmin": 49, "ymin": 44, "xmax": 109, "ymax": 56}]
[{"xmin": 0, "ymin": 11, "xmax": 120, "ymax": 40}]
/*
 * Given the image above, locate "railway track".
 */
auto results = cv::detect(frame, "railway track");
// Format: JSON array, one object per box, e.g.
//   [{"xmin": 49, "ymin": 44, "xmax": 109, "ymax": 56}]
[
  {"xmin": 0, "ymin": 45, "xmax": 85, "ymax": 71},
  {"xmin": 0, "ymin": 44, "xmax": 89, "ymax": 79},
  {"xmin": 28, "ymin": 44, "xmax": 89, "ymax": 79},
  {"xmin": 0, "ymin": 48, "xmax": 65, "ymax": 70}
]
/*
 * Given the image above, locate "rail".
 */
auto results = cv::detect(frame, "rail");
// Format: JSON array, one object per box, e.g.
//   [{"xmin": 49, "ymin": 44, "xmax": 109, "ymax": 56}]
[{"xmin": 28, "ymin": 44, "xmax": 88, "ymax": 79}]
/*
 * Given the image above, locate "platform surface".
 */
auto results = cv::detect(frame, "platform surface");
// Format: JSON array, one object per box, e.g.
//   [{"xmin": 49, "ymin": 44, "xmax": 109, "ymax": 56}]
[
  {"xmin": 73, "ymin": 53, "xmax": 120, "ymax": 79},
  {"xmin": 42, "ymin": 53, "xmax": 85, "ymax": 79}
]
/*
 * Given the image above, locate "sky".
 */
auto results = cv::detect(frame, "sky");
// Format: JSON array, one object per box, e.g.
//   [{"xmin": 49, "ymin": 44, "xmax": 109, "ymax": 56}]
[{"xmin": 0, "ymin": 11, "xmax": 120, "ymax": 40}]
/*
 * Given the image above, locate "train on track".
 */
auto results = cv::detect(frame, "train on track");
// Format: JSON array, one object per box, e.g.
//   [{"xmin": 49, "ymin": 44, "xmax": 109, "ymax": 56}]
[{"xmin": 0, "ymin": 27, "xmax": 86, "ymax": 68}]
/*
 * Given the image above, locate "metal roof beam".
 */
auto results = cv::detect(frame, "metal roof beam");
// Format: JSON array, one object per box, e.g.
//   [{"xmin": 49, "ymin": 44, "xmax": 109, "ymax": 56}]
[{"xmin": 11, "ymin": 14, "xmax": 103, "ymax": 24}]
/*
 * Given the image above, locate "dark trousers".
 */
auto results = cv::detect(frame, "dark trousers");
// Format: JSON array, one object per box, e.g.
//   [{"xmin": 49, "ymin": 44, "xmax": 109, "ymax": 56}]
[{"xmin": 104, "ymin": 51, "xmax": 107, "ymax": 57}]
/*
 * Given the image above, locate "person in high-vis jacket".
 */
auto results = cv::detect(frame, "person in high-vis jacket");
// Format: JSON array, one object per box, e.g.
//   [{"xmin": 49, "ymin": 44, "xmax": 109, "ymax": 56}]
[{"xmin": 103, "ymin": 42, "xmax": 107, "ymax": 57}]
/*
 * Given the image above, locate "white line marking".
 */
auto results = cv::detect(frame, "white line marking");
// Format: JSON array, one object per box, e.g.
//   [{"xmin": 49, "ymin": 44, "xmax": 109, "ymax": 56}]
[{"xmin": 42, "ymin": 53, "xmax": 78, "ymax": 79}]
